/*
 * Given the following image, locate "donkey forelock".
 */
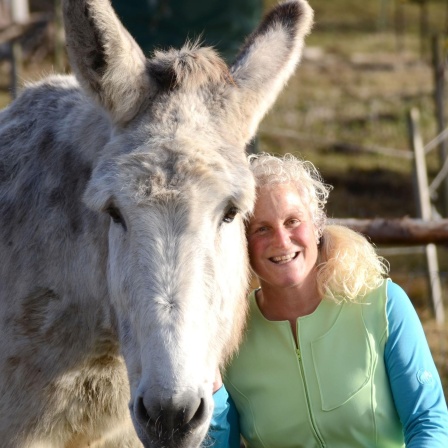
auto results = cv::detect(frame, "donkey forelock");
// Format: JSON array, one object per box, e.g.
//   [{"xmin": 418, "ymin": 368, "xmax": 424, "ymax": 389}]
[{"xmin": 149, "ymin": 42, "xmax": 233, "ymax": 92}]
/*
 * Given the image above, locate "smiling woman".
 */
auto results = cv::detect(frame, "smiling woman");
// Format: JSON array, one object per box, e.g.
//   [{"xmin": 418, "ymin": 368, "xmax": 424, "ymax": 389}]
[
  {"xmin": 246, "ymin": 182, "xmax": 321, "ymax": 321},
  {"xmin": 209, "ymin": 153, "xmax": 448, "ymax": 448}
]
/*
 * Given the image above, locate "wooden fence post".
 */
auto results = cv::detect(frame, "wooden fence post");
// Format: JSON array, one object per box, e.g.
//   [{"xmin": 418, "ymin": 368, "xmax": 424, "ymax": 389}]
[{"xmin": 408, "ymin": 108, "xmax": 445, "ymax": 324}]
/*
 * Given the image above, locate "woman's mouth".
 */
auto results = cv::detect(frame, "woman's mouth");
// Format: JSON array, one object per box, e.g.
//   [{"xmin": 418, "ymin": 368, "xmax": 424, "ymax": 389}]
[{"xmin": 269, "ymin": 252, "xmax": 299, "ymax": 264}]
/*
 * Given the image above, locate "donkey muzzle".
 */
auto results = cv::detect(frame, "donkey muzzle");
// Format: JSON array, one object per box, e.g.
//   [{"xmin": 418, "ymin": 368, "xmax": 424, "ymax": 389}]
[{"xmin": 131, "ymin": 389, "xmax": 211, "ymax": 447}]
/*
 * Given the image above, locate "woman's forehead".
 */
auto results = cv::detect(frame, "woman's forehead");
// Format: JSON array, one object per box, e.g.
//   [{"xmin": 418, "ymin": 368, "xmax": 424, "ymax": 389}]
[
  {"xmin": 254, "ymin": 183, "xmax": 310, "ymax": 216},
  {"xmin": 256, "ymin": 182, "xmax": 303, "ymax": 201}
]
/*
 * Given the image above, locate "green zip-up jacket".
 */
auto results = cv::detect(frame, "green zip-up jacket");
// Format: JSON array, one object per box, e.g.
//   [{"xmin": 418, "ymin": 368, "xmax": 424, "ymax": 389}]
[{"xmin": 224, "ymin": 280, "xmax": 405, "ymax": 447}]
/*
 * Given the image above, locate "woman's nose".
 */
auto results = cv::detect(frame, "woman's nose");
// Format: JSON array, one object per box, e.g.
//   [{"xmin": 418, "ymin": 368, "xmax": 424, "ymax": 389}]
[{"xmin": 272, "ymin": 227, "xmax": 290, "ymax": 247}]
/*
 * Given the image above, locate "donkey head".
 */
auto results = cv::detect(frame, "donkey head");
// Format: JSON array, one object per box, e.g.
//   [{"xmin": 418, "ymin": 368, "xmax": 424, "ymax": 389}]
[{"xmin": 63, "ymin": 0, "xmax": 313, "ymax": 447}]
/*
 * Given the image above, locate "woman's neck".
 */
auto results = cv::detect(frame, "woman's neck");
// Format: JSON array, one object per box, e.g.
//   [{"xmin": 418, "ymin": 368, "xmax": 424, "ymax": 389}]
[
  {"xmin": 256, "ymin": 280, "xmax": 322, "ymax": 344},
  {"xmin": 256, "ymin": 272, "xmax": 321, "ymax": 322}
]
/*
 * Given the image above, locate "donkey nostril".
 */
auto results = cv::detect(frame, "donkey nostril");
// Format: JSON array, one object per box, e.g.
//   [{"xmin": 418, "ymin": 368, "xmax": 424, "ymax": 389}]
[
  {"xmin": 186, "ymin": 397, "xmax": 207, "ymax": 430},
  {"xmin": 164, "ymin": 395, "xmax": 205, "ymax": 430},
  {"xmin": 134, "ymin": 395, "xmax": 151, "ymax": 427},
  {"xmin": 132, "ymin": 392, "xmax": 210, "ymax": 440}
]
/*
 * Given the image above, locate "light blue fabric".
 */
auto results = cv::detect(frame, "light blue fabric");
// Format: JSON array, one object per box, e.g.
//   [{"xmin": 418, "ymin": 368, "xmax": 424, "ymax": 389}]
[
  {"xmin": 209, "ymin": 281, "xmax": 448, "ymax": 447},
  {"xmin": 385, "ymin": 281, "xmax": 448, "ymax": 447},
  {"xmin": 208, "ymin": 385, "xmax": 241, "ymax": 448}
]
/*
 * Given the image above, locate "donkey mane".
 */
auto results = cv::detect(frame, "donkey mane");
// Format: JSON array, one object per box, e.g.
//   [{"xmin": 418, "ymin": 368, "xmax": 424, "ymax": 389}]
[{"xmin": 149, "ymin": 43, "xmax": 233, "ymax": 92}]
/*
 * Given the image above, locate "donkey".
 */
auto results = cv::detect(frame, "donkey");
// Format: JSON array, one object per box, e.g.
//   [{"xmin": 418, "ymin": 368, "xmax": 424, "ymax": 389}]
[{"xmin": 0, "ymin": 0, "xmax": 313, "ymax": 446}]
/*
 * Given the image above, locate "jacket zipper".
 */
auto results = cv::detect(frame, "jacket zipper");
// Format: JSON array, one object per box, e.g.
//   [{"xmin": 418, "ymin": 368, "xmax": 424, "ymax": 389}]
[{"xmin": 296, "ymin": 345, "xmax": 326, "ymax": 447}]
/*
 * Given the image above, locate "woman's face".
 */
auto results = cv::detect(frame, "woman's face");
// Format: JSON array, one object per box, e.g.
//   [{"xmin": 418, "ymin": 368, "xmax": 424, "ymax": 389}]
[{"xmin": 246, "ymin": 182, "xmax": 319, "ymax": 292}]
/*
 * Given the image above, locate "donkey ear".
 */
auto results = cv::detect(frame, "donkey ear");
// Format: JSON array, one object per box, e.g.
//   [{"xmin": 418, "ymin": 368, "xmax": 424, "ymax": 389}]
[
  {"xmin": 229, "ymin": 0, "xmax": 313, "ymax": 143},
  {"xmin": 63, "ymin": 0, "xmax": 154, "ymax": 125}
]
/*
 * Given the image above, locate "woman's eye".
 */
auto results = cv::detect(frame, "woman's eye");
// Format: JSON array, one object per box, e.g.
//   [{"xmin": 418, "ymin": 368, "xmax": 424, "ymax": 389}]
[
  {"xmin": 223, "ymin": 206, "xmax": 239, "ymax": 223},
  {"xmin": 106, "ymin": 206, "xmax": 127, "ymax": 230}
]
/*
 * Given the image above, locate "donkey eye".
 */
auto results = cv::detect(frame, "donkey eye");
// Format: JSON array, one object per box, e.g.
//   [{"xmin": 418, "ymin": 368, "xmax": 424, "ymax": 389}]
[
  {"xmin": 222, "ymin": 206, "xmax": 239, "ymax": 224},
  {"xmin": 106, "ymin": 205, "xmax": 126, "ymax": 230}
]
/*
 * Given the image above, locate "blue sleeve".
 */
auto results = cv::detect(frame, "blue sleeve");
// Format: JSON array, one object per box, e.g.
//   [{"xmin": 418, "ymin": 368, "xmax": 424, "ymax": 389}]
[
  {"xmin": 205, "ymin": 385, "xmax": 241, "ymax": 448},
  {"xmin": 385, "ymin": 281, "xmax": 448, "ymax": 447}
]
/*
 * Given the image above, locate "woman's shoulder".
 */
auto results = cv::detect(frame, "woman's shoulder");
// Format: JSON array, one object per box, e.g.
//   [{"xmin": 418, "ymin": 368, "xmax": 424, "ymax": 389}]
[
  {"xmin": 386, "ymin": 280, "xmax": 407, "ymax": 298},
  {"xmin": 385, "ymin": 279, "xmax": 422, "ymax": 335}
]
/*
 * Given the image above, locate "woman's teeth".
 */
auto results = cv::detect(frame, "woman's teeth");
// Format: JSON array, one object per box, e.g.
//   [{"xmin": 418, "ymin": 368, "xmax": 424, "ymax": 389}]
[{"xmin": 270, "ymin": 253, "xmax": 298, "ymax": 264}]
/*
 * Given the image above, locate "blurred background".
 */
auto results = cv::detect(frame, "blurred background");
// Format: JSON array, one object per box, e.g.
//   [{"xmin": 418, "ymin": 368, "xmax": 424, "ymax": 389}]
[{"xmin": 1, "ymin": 0, "xmax": 447, "ymax": 396}]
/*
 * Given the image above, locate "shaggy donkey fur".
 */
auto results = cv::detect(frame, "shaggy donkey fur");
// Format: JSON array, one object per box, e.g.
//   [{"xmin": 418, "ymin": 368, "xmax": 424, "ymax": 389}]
[{"xmin": 0, "ymin": 0, "xmax": 313, "ymax": 446}]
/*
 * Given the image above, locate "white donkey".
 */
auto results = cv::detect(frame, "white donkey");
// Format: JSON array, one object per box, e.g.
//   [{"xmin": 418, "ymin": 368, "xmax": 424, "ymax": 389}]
[{"xmin": 0, "ymin": 0, "xmax": 313, "ymax": 447}]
